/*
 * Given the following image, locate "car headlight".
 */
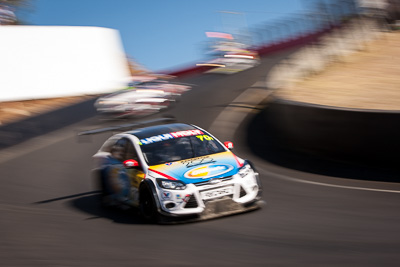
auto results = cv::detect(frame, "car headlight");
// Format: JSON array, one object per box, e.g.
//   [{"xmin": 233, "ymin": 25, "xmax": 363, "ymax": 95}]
[
  {"xmin": 238, "ymin": 163, "xmax": 252, "ymax": 178},
  {"xmin": 156, "ymin": 178, "xmax": 186, "ymax": 190}
]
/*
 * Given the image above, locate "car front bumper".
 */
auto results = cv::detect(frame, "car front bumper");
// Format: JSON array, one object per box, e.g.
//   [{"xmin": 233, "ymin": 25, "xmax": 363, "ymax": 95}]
[{"xmin": 155, "ymin": 171, "xmax": 263, "ymax": 219}]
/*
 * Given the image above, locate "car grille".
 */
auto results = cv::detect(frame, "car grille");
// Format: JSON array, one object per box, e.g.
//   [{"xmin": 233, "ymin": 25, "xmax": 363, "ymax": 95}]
[{"xmin": 193, "ymin": 176, "xmax": 233, "ymax": 187}]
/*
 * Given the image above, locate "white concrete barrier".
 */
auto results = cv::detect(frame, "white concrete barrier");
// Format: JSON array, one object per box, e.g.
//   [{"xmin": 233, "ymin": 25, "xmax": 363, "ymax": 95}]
[{"xmin": 0, "ymin": 26, "xmax": 131, "ymax": 101}]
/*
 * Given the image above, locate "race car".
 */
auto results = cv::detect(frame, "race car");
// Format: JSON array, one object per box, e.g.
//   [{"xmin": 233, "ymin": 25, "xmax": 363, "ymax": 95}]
[
  {"xmin": 134, "ymin": 79, "xmax": 191, "ymax": 95},
  {"xmin": 197, "ymin": 41, "xmax": 260, "ymax": 74},
  {"xmin": 94, "ymin": 88, "xmax": 175, "ymax": 118},
  {"xmin": 84, "ymin": 120, "xmax": 263, "ymax": 223}
]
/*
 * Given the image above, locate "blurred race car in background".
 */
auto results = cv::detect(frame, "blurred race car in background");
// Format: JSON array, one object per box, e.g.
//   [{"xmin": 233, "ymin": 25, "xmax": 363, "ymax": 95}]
[
  {"xmin": 197, "ymin": 40, "xmax": 260, "ymax": 74},
  {"xmin": 95, "ymin": 89, "xmax": 174, "ymax": 118},
  {"xmin": 133, "ymin": 79, "xmax": 191, "ymax": 96},
  {"xmin": 95, "ymin": 79, "xmax": 191, "ymax": 119},
  {"xmin": 81, "ymin": 120, "xmax": 263, "ymax": 223}
]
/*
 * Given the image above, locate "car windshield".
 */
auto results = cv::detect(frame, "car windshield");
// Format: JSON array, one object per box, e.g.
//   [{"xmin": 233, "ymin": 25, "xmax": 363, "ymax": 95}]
[{"xmin": 140, "ymin": 135, "xmax": 226, "ymax": 165}]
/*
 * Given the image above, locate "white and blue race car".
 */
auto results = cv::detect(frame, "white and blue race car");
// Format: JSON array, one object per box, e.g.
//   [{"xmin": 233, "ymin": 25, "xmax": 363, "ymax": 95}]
[{"xmin": 85, "ymin": 121, "xmax": 263, "ymax": 223}]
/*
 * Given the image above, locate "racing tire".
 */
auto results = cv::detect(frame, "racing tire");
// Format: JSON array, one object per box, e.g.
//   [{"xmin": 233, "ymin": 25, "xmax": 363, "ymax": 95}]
[{"xmin": 139, "ymin": 185, "xmax": 159, "ymax": 223}]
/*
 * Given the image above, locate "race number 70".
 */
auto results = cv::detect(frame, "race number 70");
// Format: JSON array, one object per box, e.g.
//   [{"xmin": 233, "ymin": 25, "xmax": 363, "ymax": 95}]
[{"xmin": 196, "ymin": 135, "xmax": 214, "ymax": 141}]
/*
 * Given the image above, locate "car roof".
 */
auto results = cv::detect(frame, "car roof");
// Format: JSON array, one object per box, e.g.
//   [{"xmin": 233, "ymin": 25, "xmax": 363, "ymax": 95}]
[{"xmin": 127, "ymin": 123, "xmax": 198, "ymax": 139}]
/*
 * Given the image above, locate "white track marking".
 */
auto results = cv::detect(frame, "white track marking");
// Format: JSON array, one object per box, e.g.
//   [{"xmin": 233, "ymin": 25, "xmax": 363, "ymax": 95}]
[{"xmin": 259, "ymin": 167, "xmax": 400, "ymax": 194}]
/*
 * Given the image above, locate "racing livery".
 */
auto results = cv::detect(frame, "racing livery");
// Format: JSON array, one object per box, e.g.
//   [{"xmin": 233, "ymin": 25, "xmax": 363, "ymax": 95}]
[{"xmin": 90, "ymin": 122, "xmax": 263, "ymax": 223}]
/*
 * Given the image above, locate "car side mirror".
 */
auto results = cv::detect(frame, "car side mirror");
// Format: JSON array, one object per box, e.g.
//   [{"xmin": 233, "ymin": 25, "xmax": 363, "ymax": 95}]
[
  {"xmin": 224, "ymin": 141, "xmax": 234, "ymax": 150},
  {"xmin": 123, "ymin": 159, "xmax": 139, "ymax": 168}
]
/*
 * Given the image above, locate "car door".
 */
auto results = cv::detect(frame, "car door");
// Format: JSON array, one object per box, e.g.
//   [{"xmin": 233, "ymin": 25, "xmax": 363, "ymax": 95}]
[{"xmin": 115, "ymin": 137, "xmax": 146, "ymax": 190}]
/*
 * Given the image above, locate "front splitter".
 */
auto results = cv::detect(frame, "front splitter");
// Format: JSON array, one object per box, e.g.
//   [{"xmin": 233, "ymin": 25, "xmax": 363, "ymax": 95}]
[{"xmin": 157, "ymin": 197, "xmax": 264, "ymax": 224}]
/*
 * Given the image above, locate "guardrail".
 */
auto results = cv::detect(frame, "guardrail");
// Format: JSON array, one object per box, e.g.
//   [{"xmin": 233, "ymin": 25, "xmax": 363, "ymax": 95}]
[
  {"xmin": 165, "ymin": 25, "xmax": 338, "ymax": 78},
  {"xmin": 166, "ymin": 1, "xmax": 360, "ymax": 78}
]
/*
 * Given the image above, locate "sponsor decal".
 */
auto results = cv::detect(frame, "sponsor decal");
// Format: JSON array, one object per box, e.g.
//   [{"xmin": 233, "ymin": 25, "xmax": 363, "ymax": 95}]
[
  {"xmin": 170, "ymin": 130, "xmax": 203, "ymax": 138},
  {"xmin": 165, "ymin": 162, "xmax": 172, "ymax": 166},
  {"xmin": 184, "ymin": 164, "xmax": 234, "ymax": 179},
  {"xmin": 139, "ymin": 130, "xmax": 204, "ymax": 145},
  {"xmin": 201, "ymin": 186, "xmax": 233, "ymax": 200},
  {"xmin": 140, "ymin": 133, "xmax": 174, "ymax": 145},
  {"xmin": 232, "ymin": 153, "xmax": 244, "ymax": 168},
  {"xmin": 180, "ymin": 155, "xmax": 215, "ymax": 168},
  {"xmin": 162, "ymin": 191, "xmax": 172, "ymax": 200},
  {"xmin": 149, "ymin": 169, "xmax": 177, "ymax": 180},
  {"xmin": 195, "ymin": 135, "xmax": 214, "ymax": 141}
]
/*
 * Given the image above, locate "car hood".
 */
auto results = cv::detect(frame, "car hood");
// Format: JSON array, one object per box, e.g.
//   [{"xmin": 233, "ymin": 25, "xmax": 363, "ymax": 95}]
[{"xmin": 148, "ymin": 151, "xmax": 242, "ymax": 184}]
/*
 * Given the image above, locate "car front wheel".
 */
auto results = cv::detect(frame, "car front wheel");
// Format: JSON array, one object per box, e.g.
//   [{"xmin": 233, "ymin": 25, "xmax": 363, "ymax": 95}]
[{"xmin": 139, "ymin": 185, "xmax": 158, "ymax": 223}]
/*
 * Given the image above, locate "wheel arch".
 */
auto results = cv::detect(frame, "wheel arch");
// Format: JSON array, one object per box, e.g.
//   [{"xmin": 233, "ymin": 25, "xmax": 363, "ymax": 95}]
[{"xmin": 139, "ymin": 178, "xmax": 162, "ymax": 212}]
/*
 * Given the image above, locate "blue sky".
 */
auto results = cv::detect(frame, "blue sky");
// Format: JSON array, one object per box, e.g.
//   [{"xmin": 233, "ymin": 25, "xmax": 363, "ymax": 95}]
[{"xmin": 18, "ymin": 0, "xmax": 306, "ymax": 72}]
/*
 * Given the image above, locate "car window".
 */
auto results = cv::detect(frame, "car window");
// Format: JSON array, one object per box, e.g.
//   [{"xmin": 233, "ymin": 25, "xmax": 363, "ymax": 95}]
[
  {"xmin": 99, "ymin": 137, "xmax": 119, "ymax": 152},
  {"xmin": 115, "ymin": 138, "xmax": 135, "ymax": 160},
  {"xmin": 115, "ymin": 138, "xmax": 129, "ymax": 148},
  {"xmin": 191, "ymin": 135, "xmax": 223, "ymax": 157},
  {"xmin": 140, "ymin": 135, "xmax": 225, "ymax": 166},
  {"xmin": 125, "ymin": 141, "xmax": 139, "ymax": 161}
]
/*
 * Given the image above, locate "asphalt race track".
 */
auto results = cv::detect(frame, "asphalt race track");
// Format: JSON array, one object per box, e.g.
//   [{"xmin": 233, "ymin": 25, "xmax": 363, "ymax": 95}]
[{"xmin": 1, "ymin": 49, "xmax": 400, "ymax": 266}]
